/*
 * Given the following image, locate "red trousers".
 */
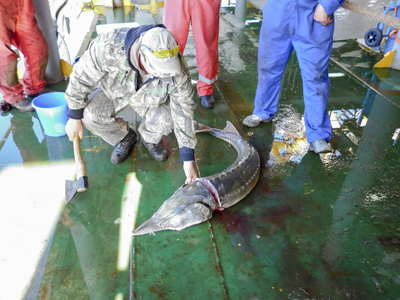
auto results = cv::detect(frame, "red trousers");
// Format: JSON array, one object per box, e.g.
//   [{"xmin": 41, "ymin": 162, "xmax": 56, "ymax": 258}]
[
  {"xmin": 164, "ymin": 0, "xmax": 220, "ymax": 97},
  {"xmin": 0, "ymin": 0, "xmax": 48, "ymax": 104}
]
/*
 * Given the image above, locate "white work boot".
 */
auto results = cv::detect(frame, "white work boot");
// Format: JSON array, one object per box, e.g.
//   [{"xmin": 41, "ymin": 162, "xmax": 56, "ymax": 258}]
[
  {"xmin": 243, "ymin": 114, "xmax": 270, "ymax": 127},
  {"xmin": 309, "ymin": 139, "xmax": 333, "ymax": 153}
]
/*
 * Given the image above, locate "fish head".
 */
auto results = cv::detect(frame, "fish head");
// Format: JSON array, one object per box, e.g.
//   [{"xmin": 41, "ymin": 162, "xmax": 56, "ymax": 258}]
[{"xmin": 132, "ymin": 180, "xmax": 218, "ymax": 236}]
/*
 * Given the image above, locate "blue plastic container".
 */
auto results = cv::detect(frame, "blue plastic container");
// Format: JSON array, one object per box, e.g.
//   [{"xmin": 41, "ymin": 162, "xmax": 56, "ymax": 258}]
[{"xmin": 32, "ymin": 92, "xmax": 68, "ymax": 137}]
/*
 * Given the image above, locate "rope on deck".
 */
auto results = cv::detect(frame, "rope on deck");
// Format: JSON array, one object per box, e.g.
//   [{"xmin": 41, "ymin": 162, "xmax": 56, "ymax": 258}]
[{"xmin": 342, "ymin": 0, "xmax": 400, "ymax": 30}]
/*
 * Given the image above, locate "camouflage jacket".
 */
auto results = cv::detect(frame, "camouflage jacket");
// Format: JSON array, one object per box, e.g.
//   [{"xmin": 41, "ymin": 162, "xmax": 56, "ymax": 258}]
[{"xmin": 65, "ymin": 26, "xmax": 197, "ymax": 152}]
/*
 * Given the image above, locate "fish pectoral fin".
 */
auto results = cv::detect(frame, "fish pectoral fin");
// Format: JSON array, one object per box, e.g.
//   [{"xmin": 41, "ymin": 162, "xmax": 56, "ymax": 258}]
[{"xmin": 195, "ymin": 122, "xmax": 212, "ymax": 133}]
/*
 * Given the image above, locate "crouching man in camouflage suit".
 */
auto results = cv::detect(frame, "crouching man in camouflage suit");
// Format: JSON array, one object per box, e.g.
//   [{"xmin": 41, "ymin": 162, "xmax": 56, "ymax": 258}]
[{"xmin": 64, "ymin": 24, "xmax": 198, "ymax": 184}]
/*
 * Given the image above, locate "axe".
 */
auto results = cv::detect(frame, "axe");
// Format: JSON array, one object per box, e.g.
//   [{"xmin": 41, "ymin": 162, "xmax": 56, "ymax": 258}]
[{"xmin": 65, "ymin": 135, "xmax": 89, "ymax": 203}]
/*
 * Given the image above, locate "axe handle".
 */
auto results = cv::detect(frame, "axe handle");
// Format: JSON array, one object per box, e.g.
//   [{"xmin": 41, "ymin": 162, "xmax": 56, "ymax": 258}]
[{"xmin": 73, "ymin": 135, "xmax": 87, "ymax": 192}]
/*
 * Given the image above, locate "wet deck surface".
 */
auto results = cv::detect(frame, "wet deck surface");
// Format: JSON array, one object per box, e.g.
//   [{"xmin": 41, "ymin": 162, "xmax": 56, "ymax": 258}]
[{"xmin": 1, "ymin": 2, "xmax": 400, "ymax": 299}]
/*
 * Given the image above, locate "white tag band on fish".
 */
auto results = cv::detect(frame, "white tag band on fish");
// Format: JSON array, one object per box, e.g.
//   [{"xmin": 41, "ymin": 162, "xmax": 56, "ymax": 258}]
[{"xmin": 196, "ymin": 177, "xmax": 223, "ymax": 210}]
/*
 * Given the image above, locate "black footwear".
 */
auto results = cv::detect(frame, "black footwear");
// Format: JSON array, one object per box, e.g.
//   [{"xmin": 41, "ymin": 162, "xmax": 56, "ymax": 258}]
[
  {"xmin": 25, "ymin": 87, "xmax": 54, "ymax": 100},
  {"xmin": 200, "ymin": 95, "xmax": 215, "ymax": 109},
  {"xmin": 12, "ymin": 97, "xmax": 34, "ymax": 112},
  {"xmin": 141, "ymin": 137, "xmax": 168, "ymax": 161},
  {"xmin": 110, "ymin": 129, "xmax": 137, "ymax": 164},
  {"xmin": 0, "ymin": 101, "xmax": 13, "ymax": 113}
]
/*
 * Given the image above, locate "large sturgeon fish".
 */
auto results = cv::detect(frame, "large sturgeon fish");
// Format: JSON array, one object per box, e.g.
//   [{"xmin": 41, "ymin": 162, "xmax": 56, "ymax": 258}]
[{"xmin": 132, "ymin": 121, "xmax": 260, "ymax": 236}]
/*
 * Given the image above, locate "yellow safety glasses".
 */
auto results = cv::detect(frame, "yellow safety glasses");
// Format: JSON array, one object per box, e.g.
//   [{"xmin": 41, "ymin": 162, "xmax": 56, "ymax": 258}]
[{"xmin": 143, "ymin": 45, "xmax": 180, "ymax": 58}]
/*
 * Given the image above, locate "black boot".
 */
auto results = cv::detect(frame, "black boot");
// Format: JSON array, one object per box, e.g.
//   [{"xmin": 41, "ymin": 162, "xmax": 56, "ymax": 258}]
[
  {"xmin": 141, "ymin": 137, "xmax": 168, "ymax": 162},
  {"xmin": 200, "ymin": 95, "xmax": 215, "ymax": 109},
  {"xmin": 0, "ymin": 101, "xmax": 13, "ymax": 113},
  {"xmin": 25, "ymin": 87, "xmax": 54, "ymax": 100},
  {"xmin": 110, "ymin": 129, "xmax": 137, "ymax": 164}
]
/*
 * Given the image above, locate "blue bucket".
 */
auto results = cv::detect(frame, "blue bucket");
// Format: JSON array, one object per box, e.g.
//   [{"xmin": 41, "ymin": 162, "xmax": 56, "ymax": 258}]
[{"xmin": 32, "ymin": 92, "xmax": 68, "ymax": 137}]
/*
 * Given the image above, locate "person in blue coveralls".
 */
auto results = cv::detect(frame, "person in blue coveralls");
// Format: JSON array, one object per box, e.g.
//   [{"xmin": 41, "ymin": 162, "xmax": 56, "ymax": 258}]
[{"xmin": 243, "ymin": 0, "xmax": 345, "ymax": 153}]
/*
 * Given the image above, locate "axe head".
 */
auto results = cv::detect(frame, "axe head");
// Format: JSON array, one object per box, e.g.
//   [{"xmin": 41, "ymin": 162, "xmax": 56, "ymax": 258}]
[{"xmin": 65, "ymin": 176, "xmax": 89, "ymax": 204}]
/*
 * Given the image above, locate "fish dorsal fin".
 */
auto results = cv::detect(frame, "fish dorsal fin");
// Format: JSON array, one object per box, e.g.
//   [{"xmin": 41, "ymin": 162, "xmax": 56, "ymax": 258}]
[{"xmin": 222, "ymin": 121, "xmax": 240, "ymax": 135}]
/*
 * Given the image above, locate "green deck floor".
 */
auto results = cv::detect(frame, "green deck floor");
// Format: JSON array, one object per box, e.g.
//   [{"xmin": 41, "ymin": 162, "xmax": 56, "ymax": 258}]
[{"xmin": 1, "ymin": 2, "xmax": 400, "ymax": 300}]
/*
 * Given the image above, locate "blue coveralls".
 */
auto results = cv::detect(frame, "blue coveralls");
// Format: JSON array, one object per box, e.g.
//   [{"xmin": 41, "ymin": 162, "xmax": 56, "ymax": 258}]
[{"xmin": 253, "ymin": 0, "xmax": 344, "ymax": 143}]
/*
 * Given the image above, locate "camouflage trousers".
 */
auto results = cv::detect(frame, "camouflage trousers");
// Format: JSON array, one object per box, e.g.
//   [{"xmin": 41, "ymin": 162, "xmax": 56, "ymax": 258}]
[{"xmin": 83, "ymin": 88, "xmax": 174, "ymax": 146}]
